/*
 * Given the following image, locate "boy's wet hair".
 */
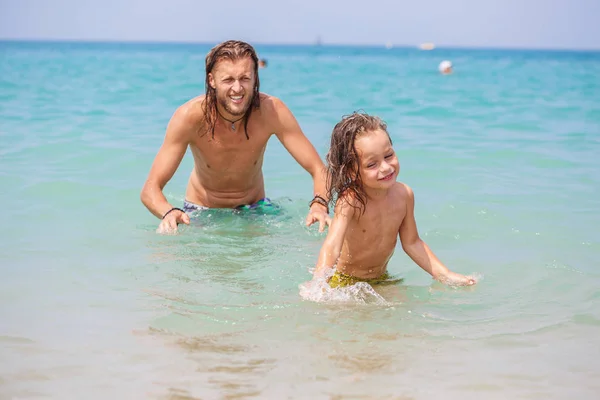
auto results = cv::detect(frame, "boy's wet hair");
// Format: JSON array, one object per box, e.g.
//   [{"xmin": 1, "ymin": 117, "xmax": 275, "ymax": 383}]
[
  {"xmin": 202, "ymin": 40, "xmax": 261, "ymax": 139},
  {"xmin": 326, "ymin": 111, "xmax": 392, "ymax": 215}
]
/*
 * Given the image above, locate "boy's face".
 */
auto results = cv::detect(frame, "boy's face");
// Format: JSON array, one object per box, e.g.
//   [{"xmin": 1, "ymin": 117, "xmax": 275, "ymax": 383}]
[{"xmin": 354, "ymin": 129, "xmax": 399, "ymax": 190}]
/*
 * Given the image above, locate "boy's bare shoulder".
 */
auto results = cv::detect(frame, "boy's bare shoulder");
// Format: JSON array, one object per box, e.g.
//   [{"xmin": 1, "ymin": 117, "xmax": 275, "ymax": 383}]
[
  {"xmin": 394, "ymin": 182, "xmax": 415, "ymax": 201},
  {"xmin": 334, "ymin": 193, "xmax": 361, "ymax": 218}
]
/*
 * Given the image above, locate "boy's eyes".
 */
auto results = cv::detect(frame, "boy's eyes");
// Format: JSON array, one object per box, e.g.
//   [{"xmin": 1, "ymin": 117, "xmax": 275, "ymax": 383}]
[{"xmin": 365, "ymin": 154, "xmax": 394, "ymax": 168}]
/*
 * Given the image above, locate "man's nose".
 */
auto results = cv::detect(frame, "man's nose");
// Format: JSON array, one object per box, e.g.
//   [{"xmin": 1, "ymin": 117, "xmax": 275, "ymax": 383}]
[{"xmin": 232, "ymin": 80, "xmax": 242, "ymax": 92}]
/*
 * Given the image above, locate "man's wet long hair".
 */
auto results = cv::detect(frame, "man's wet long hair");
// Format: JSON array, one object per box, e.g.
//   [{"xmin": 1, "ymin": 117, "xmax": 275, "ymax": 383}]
[
  {"xmin": 202, "ymin": 40, "xmax": 261, "ymax": 139},
  {"xmin": 326, "ymin": 111, "xmax": 391, "ymax": 215}
]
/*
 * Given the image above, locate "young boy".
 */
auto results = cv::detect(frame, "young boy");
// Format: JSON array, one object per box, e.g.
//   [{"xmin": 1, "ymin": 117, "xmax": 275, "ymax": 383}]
[{"xmin": 313, "ymin": 111, "xmax": 475, "ymax": 288}]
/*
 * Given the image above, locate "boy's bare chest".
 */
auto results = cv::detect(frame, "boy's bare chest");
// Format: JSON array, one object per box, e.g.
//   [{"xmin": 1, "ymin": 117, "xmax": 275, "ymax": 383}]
[{"xmin": 352, "ymin": 200, "xmax": 406, "ymax": 238}]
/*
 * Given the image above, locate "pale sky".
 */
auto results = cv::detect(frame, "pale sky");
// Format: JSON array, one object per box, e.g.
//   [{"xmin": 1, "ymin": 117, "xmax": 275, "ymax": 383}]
[{"xmin": 1, "ymin": 0, "xmax": 599, "ymax": 50}]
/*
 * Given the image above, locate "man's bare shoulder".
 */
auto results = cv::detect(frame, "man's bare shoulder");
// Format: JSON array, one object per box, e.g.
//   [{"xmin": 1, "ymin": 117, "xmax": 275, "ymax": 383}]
[
  {"xmin": 257, "ymin": 93, "xmax": 300, "ymax": 136},
  {"xmin": 258, "ymin": 92, "xmax": 287, "ymax": 115},
  {"xmin": 174, "ymin": 96, "xmax": 206, "ymax": 125},
  {"xmin": 166, "ymin": 96, "xmax": 206, "ymax": 140}
]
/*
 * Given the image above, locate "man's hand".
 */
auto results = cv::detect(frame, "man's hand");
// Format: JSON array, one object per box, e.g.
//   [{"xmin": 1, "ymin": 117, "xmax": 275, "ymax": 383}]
[
  {"xmin": 305, "ymin": 203, "xmax": 331, "ymax": 233},
  {"xmin": 156, "ymin": 209, "xmax": 190, "ymax": 235}
]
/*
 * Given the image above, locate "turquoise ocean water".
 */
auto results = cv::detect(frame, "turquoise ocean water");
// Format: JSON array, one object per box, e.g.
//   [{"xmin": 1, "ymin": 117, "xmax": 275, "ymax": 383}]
[{"xmin": 1, "ymin": 41, "xmax": 599, "ymax": 399}]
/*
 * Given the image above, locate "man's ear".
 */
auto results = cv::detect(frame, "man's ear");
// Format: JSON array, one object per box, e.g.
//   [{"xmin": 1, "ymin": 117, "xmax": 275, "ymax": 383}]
[{"xmin": 208, "ymin": 73, "xmax": 216, "ymax": 89}]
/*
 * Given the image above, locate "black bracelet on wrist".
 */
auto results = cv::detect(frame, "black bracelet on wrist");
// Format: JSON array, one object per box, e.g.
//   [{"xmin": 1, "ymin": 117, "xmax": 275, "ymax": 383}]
[
  {"xmin": 309, "ymin": 195, "xmax": 329, "ymax": 214},
  {"xmin": 162, "ymin": 207, "xmax": 185, "ymax": 219}
]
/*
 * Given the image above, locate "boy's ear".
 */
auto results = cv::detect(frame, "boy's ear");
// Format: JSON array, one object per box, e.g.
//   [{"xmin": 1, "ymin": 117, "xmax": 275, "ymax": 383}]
[
  {"xmin": 348, "ymin": 165, "xmax": 359, "ymax": 181},
  {"xmin": 350, "ymin": 169, "xmax": 357, "ymax": 179}
]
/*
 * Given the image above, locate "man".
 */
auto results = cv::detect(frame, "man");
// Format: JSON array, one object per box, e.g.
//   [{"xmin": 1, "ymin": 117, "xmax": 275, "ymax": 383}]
[{"xmin": 141, "ymin": 40, "xmax": 331, "ymax": 234}]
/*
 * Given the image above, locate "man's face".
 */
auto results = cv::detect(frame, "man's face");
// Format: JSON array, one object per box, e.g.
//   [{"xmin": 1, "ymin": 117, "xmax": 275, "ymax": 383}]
[{"xmin": 208, "ymin": 57, "xmax": 256, "ymax": 117}]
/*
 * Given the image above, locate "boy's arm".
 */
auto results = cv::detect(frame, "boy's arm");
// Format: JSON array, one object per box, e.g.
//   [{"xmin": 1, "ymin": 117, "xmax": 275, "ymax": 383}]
[
  {"xmin": 398, "ymin": 184, "xmax": 475, "ymax": 286},
  {"xmin": 313, "ymin": 200, "xmax": 352, "ymax": 279}
]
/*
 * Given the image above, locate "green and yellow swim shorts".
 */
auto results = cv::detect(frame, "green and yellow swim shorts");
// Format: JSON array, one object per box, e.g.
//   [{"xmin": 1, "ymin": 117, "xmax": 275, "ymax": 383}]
[{"xmin": 328, "ymin": 270, "xmax": 404, "ymax": 288}]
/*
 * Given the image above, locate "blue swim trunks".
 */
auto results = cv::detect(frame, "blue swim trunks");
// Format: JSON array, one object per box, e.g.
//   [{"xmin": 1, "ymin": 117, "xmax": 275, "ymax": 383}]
[{"xmin": 183, "ymin": 198, "xmax": 277, "ymax": 214}]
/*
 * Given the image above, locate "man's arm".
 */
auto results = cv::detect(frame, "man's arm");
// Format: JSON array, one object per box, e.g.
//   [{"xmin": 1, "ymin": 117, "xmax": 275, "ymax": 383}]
[
  {"xmin": 140, "ymin": 106, "xmax": 193, "ymax": 220},
  {"xmin": 314, "ymin": 200, "xmax": 352, "ymax": 278},
  {"xmin": 398, "ymin": 184, "xmax": 475, "ymax": 285},
  {"xmin": 271, "ymin": 97, "xmax": 330, "ymax": 229}
]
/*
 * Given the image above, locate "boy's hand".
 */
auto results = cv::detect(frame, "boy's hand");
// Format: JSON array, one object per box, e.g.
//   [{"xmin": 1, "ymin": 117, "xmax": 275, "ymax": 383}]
[
  {"xmin": 299, "ymin": 275, "xmax": 331, "ymax": 301},
  {"xmin": 312, "ymin": 265, "xmax": 331, "ymax": 281},
  {"xmin": 438, "ymin": 271, "xmax": 476, "ymax": 286}
]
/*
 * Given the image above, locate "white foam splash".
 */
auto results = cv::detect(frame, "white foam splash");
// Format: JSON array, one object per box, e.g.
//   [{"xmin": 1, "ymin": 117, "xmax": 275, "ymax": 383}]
[{"xmin": 298, "ymin": 276, "xmax": 390, "ymax": 306}]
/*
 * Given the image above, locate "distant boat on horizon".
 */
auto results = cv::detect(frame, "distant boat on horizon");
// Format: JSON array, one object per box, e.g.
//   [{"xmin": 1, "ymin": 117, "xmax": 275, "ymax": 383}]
[{"xmin": 419, "ymin": 42, "xmax": 436, "ymax": 50}]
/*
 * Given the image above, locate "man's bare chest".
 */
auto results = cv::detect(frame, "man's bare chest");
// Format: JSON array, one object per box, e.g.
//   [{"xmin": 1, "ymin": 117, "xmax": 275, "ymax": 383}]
[{"xmin": 191, "ymin": 130, "xmax": 270, "ymax": 170}]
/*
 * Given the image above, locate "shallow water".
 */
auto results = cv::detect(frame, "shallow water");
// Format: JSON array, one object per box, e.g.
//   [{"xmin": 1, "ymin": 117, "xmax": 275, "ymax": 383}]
[{"xmin": 1, "ymin": 41, "xmax": 599, "ymax": 399}]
